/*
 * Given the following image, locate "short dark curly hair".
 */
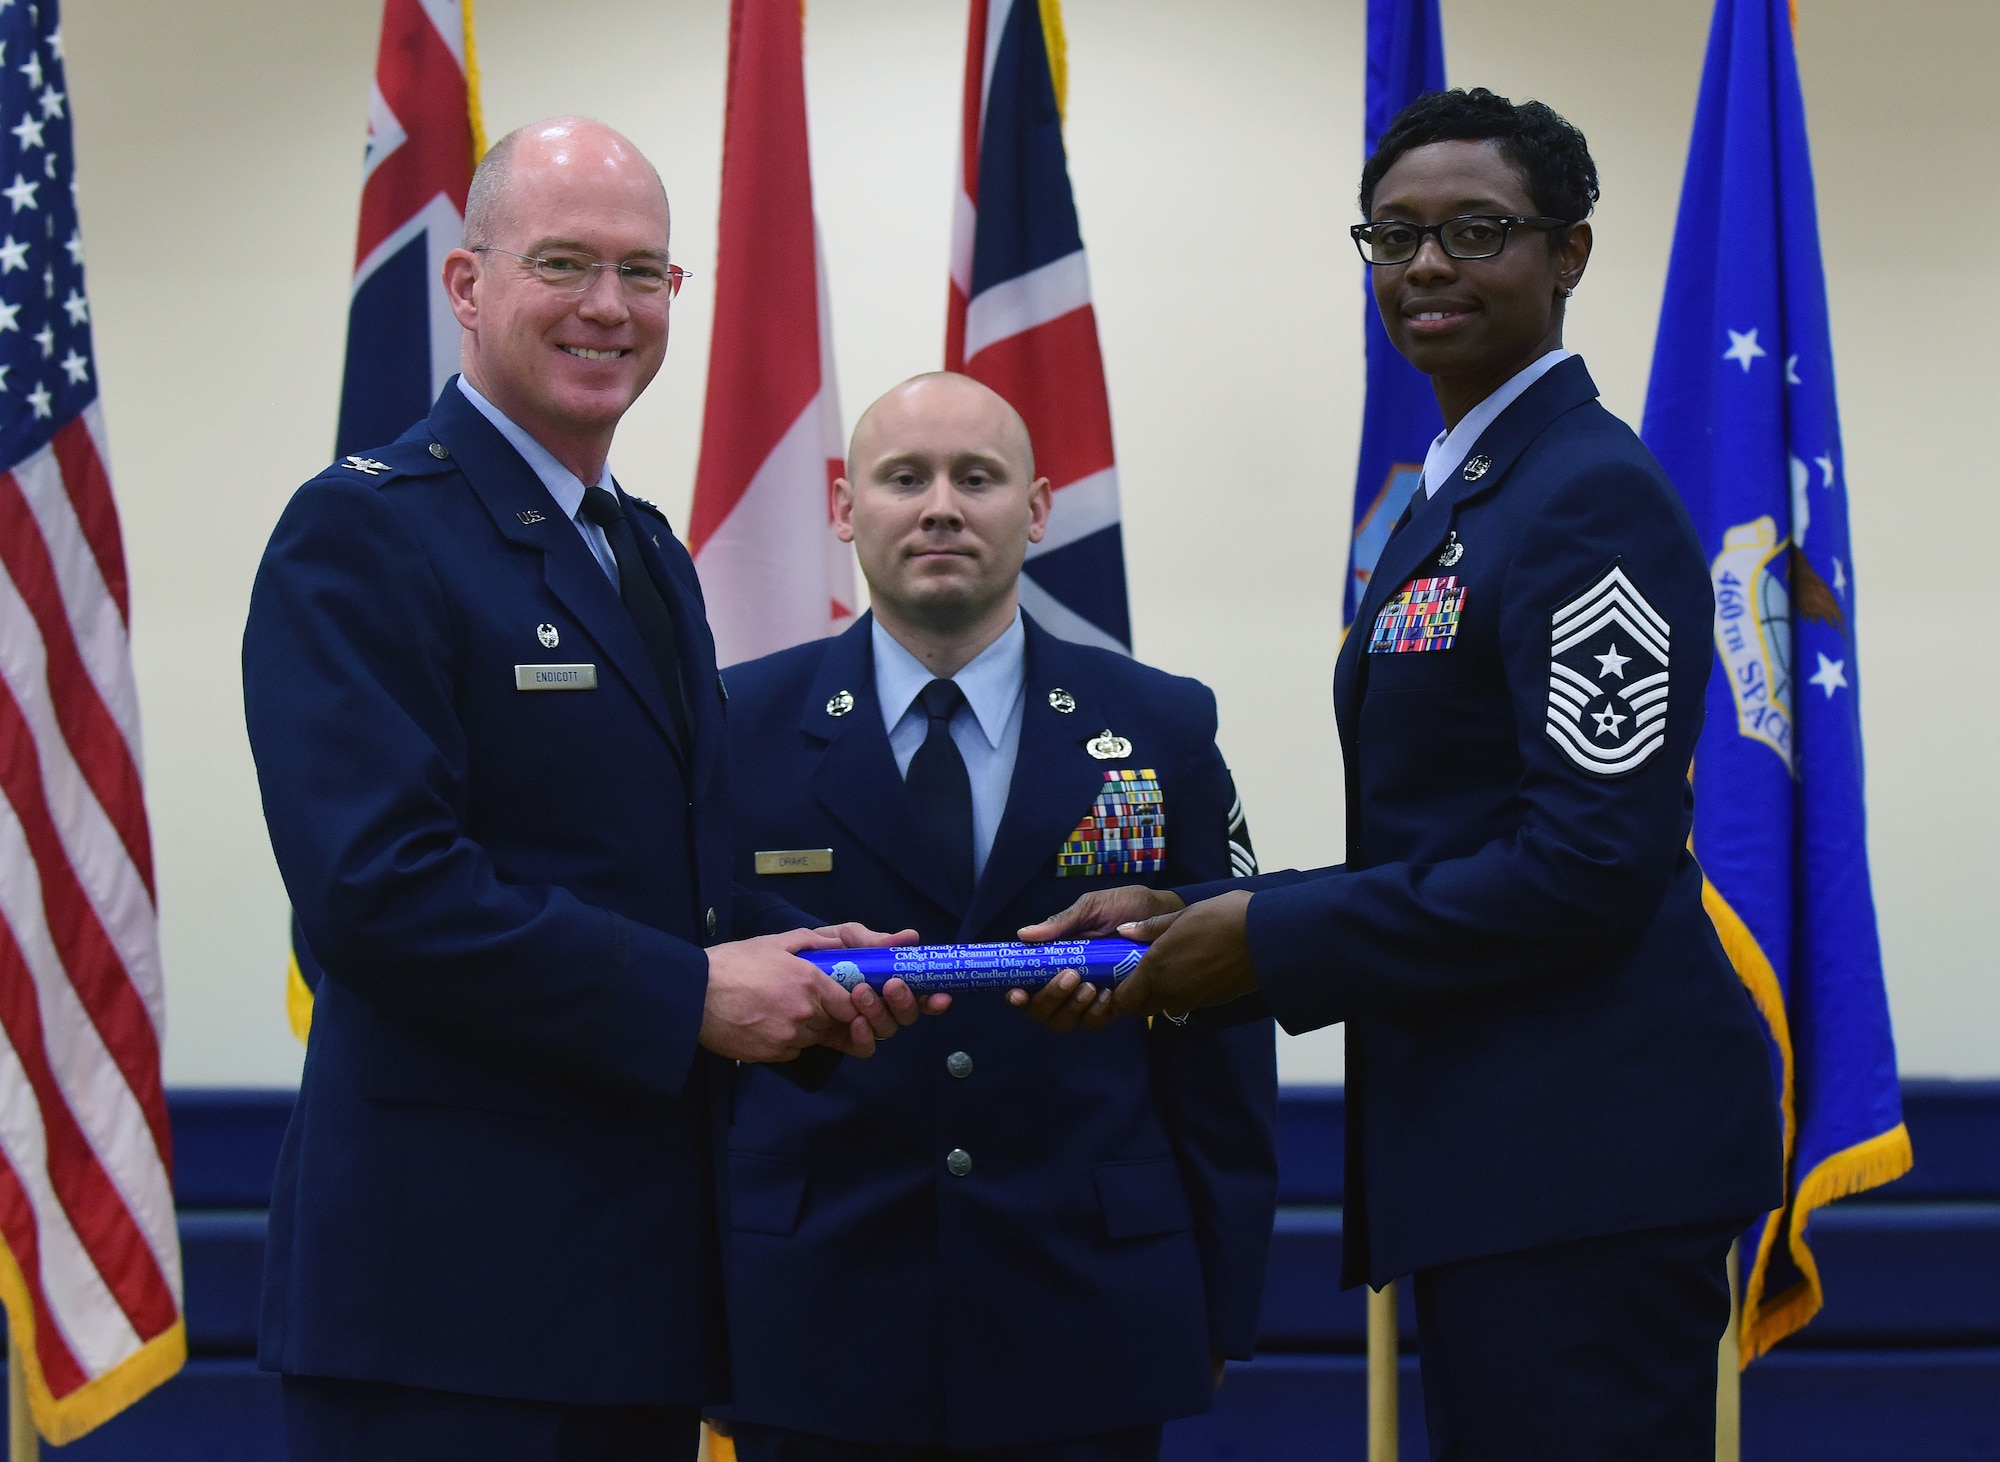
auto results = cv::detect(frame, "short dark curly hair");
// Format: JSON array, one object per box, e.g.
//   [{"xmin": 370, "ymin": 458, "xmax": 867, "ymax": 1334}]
[{"xmin": 1359, "ymin": 87, "xmax": 1600, "ymax": 224}]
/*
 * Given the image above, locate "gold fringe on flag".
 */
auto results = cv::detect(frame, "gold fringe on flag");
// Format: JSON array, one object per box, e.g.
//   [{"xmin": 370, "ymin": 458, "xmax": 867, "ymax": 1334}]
[
  {"xmin": 1037, "ymin": 0, "xmax": 1068, "ymax": 123},
  {"xmin": 1703, "ymin": 880, "xmax": 1913, "ymax": 1363}
]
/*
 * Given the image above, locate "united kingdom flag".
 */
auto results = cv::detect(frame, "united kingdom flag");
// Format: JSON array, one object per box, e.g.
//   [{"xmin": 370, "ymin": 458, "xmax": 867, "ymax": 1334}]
[
  {"xmin": 946, "ymin": 0, "xmax": 1129, "ymax": 652},
  {"xmin": 335, "ymin": 0, "xmax": 484, "ymax": 457}
]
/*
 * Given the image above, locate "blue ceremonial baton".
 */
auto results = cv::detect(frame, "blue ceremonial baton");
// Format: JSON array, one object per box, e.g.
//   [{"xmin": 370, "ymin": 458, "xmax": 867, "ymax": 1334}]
[{"xmin": 800, "ymin": 939, "xmax": 1146, "ymax": 992}]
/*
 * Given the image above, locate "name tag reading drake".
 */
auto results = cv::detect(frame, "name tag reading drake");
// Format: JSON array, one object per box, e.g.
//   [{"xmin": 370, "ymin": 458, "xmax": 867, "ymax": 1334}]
[
  {"xmin": 514, "ymin": 663, "xmax": 598, "ymax": 691},
  {"xmin": 755, "ymin": 848, "xmax": 834, "ymax": 875}
]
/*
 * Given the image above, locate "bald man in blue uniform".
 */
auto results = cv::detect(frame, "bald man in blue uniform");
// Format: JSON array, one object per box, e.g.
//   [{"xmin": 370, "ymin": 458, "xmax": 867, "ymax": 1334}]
[
  {"xmin": 715, "ymin": 374, "xmax": 1278, "ymax": 1462},
  {"xmin": 243, "ymin": 119, "xmax": 927, "ymax": 1462}
]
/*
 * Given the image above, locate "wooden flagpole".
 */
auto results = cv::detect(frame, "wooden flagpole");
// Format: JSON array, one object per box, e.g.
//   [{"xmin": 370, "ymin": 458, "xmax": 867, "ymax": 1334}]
[
  {"xmin": 1715, "ymin": 1239, "xmax": 1742, "ymax": 1462},
  {"xmin": 7, "ymin": 1330, "xmax": 36, "ymax": 1462},
  {"xmin": 1367, "ymin": 1279, "xmax": 1398, "ymax": 1462}
]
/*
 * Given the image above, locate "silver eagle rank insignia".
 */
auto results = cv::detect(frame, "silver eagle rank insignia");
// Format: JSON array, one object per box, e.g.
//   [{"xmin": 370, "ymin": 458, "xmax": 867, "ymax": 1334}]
[{"xmin": 1545, "ymin": 564, "xmax": 1670, "ymax": 777}]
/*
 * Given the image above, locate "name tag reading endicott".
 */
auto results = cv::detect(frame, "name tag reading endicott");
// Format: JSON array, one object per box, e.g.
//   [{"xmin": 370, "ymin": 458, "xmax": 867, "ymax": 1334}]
[
  {"xmin": 755, "ymin": 848, "xmax": 834, "ymax": 876},
  {"xmin": 514, "ymin": 663, "xmax": 598, "ymax": 690}
]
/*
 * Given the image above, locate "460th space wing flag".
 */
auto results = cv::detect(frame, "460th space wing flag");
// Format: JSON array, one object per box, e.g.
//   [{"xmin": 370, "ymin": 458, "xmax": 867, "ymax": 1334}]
[
  {"xmin": 690, "ymin": 0, "xmax": 855, "ymax": 667},
  {"xmin": 947, "ymin": 0, "xmax": 1129, "ymax": 653},
  {"xmin": 335, "ymin": 0, "xmax": 485, "ymax": 458},
  {"xmin": 0, "ymin": 0, "xmax": 187, "ymax": 1440},
  {"xmin": 1641, "ymin": 0, "xmax": 1910, "ymax": 1363},
  {"xmin": 1345, "ymin": 0, "xmax": 1444, "ymax": 625}
]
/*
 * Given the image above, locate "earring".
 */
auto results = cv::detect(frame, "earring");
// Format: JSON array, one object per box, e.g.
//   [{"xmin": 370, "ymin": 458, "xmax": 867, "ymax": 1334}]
[{"xmin": 1561, "ymin": 284, "xmax": 1575, "ymax": 298}]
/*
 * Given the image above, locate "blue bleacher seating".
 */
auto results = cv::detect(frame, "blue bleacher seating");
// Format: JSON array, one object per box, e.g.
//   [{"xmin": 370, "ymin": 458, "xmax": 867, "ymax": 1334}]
[{"xmin": 3, "ymin": 1082, "xmax": 1994, "ymax": 1459}]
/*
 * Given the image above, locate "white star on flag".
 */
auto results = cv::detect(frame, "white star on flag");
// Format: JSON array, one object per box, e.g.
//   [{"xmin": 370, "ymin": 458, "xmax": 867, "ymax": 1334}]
[
  {"xmin": 63, "ymin": 227, "xmax": 79, "ymax": 263},
  {"xmin": 1833, "ymin": 559, "xmax": 1847, "ymax": 594},
  {"xmin": 1592, "ymin": 705, "xmax": 1628, "ymax": 739},
  {"xmin": 2, "ymin": 172, "xmax": 37, "ymax": 211},
  {"xmin": 1785, "ymin": 354, "xmax": 1801, "ymax": 385},
  {"xmin": 1815, "ymin": 454, "xmax": 1835, "ymax": 486},
  {"xmin": 18, "ymin": 50, "xmax": 39, "ymax": 89},
  {"xmin": 25, "ymin": 379, "xmax": 50, "ymax": 417},
  {"xmin": 1594, "ymin": 643, "xmax": 1631, "ymax": 679},
  {"xmin": 11, "ymin": 111, "xmax": 40, "ymax": 148},
  {"xmin": 58, "ymin": 348, "xmax": 87, "ymax": 384},
  {"xmin": 61, "ymin": 287, "xmax": 84, "ymax": 324},
  {"xmin": 33, "ymin": 321, "xmax": 52, "ymax": 355},
  {"xmin": 0, "ymin": 299, "xmax": 16, "ymax": 332},
  {"xmin": 38, "ymin": 84, "xmax": 63, "ymax": 119},
  {"xmin": 0, "ymin": 232, "xmax": 25, "ymax": 271},
  {"xmin": 0, "ymin": 363, "xmax": 10, "ymax": 390},
  {"xmin": 1808, "ymin": 653, "xmax": 1848, "ymax": 698},
  {"xmin": 47, "ymin": 27, "xmax": 62, "ymax": 59},
  {"xmin": 1724, "ymin": 328, "xmax": 1766, "ymax": 372}
]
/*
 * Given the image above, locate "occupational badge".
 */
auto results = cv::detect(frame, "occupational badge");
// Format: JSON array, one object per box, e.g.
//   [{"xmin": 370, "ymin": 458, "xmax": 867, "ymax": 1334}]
[
  {"xmin": 1086, "ymin": 729, "xmax": 1132, "ymax": 760},
  {"xmin": 1436, "ymin": 530, "xmax": 1464, "ymax": 568},
  {"xmin": 536, "ymin": 623, "xmax": 560, "ymax": 649},
  {"xmin": 1545, "ymin": 563, "xmax": 1670, "ymax": 777},
  {"xmin": 1368, "ymin": 576, "xmax": 1464, "ymax": 654},
  {"xmin": 341, "ymin": 455, "xmax": 391, "ymax": 476},
  {"xmin": 1048, "ymin": 688, "xmax": 1077, "ymax": 714},
  {"xmin": 1058, "ymin": 769, "xmax": 1165, "ymax": 877},
  {"xmin": 1462, "ymin": 454, "xmax": 1492, "ymax": 481},
  {"xmin": 826, "ymin": 689, "xmax": 855, "ymax": 717}
]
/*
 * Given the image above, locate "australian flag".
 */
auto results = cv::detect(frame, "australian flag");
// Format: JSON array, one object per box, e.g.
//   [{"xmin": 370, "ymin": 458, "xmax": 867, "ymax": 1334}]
[
  {"xmin": 1641, "ymin": 0, "xmax": 1909, "ymax": 1361},
  {"xmin": 297, "ymin": 0, "xmax": 483, "ymax": 1037},
  {"xmin": 946, "ymin": 0, "xmax": 1128, "ymax": 652},
  {"xmin": 335, "ymin": 0, "xmax": 483, "ymax": 457},
  {"xmin": 1344, "ymin": 0, "xmax": 1444, "ymax": 625}
]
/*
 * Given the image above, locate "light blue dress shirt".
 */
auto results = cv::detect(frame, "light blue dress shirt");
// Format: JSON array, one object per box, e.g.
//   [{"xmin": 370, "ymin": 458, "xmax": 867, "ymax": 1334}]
[
  {"xmin": 457, "ymin": 376, "xmax": 621, "ymax": 586},
  {"xmin": 873, "ymin": 612, "xmax": 1026, "ymax": 882},
  {"xmin": 1420, "ymin": 347, "xmax": 1573, "ymax": 497}
]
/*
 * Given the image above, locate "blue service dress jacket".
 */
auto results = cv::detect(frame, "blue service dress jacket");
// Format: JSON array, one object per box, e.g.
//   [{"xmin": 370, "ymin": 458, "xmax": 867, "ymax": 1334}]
[
  {"xmin": 1183, "ymin": 357, "xmax": 1783, "ymax": 1288},
  {"xmin": 241, "ymin": 382, "xmax": 807, "ymax": 1407},
  {"xmin": 718, "ymin": 614, "xmax": 1279, "ymax": 1449}
]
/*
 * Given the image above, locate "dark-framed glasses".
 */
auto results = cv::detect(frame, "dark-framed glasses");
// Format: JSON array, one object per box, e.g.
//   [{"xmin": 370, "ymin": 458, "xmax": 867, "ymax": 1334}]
[
  {"xmin": 474, "ymin": 247, "xmax": 692, "ymax": 298},
  {"xmin": 1350, "ymin": 214, "xmax": 1569, "ymax": 267}
]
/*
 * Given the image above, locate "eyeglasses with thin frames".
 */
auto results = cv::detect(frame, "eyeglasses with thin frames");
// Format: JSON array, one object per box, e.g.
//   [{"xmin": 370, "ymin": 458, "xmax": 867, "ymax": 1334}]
[
  {"xmin": 1350, "ymin": 214, "xmax": 1569, "ymax": 267},
  {"xmin": 473, "ymin": 247, "xmax": 692, "ymax": 298}
]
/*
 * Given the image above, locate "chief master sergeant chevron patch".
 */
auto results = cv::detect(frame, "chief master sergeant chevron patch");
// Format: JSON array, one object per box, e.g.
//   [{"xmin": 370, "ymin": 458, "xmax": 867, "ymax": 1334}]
[{"xmin": 1546, "ymin": 563, "xmax": 1671, "ymax": 776}]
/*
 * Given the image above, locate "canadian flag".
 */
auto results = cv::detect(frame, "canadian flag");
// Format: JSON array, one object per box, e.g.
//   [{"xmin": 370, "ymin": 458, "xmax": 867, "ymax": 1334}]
[{"xmin": 690, "ymin": 0, "xmax": 855, "ymax": 668}]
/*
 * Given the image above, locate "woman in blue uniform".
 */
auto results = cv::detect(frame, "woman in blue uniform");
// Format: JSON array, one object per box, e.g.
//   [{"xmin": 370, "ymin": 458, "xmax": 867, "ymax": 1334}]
[{"xmin": 1021, "ymin": 89, "xmax": 1782, "ymax": 1460}]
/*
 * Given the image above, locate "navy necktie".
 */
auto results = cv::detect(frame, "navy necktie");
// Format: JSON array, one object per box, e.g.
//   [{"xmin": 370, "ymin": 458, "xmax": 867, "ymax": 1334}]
[
  {"xmin": 578, "ymin": 485, "xmax": 690, "ymax": 751},
  {"xmin": 906, "ymin": 678, "xmax": 974, "ymax": 903}
]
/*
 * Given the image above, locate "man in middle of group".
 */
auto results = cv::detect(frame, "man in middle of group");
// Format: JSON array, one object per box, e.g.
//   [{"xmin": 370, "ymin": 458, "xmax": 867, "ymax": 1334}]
[{"xmin": 716, "ymin": 372, "xmax": 1278, "ymax": 1462}]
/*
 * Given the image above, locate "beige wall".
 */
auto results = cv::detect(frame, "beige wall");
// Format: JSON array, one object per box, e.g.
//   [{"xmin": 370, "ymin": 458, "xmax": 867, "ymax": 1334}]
[{"xmin": 61, "ymin": 0, "xmax": 1998, "ymax": 1087}]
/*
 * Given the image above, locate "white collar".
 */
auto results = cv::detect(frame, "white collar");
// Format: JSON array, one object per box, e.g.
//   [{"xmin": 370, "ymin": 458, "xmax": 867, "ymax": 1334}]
[
  {"xmin": 456, "ymin": 375, "xmax": 608, "ymax": 519},
  {"xmin": 872, "ymin": 611, "xmax": 1026, "ymax": 751},
  {"xmin": 1421, "ymin": 348, "xmax": 1573, "ymax": 497}
]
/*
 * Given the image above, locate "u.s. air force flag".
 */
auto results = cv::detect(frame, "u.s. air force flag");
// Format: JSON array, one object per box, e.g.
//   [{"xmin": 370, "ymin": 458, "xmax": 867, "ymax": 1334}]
[
  {"xmin": 1641, "ymin": 0, "xmax": 1909, "ymax": 1362},
  {"xmin": 1344, "ymin": 0, "xmax": 1444, "ymax": 624}
]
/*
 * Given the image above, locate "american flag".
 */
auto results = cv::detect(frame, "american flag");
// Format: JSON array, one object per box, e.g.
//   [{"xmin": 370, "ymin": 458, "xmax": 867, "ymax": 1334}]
[
  {"xmin": 0, "ymin": 0, "xmax": 184, "ymax": 1443},
  {"xmin": 690, "ymin": 0, "xmax": 855, "ymax": 668},
  {"xmin": 947, "ymin": 0, "xmax": 1130, "ymax": 653}
]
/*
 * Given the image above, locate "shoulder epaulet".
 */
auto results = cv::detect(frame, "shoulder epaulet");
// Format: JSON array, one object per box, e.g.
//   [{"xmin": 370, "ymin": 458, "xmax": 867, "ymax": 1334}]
[
  {"xmin": 314, "ymin": 435, "xmax": 456, "ymax": 488},
  {"xmin": 625, "ymin": 493, "xmax": 671, "ymax": 524}
]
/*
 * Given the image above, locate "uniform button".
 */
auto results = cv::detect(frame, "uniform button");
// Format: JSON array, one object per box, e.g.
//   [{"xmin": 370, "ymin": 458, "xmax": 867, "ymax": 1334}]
[
  {"xmin": 945, "ymin": 1148, "xmax": 972, "ymax": 1178},
  {"xmin": 946, "ymin": 1051, "xmax": 973, "ymax": 1079},
  {"xmin": 705, "ymin": 907, "xmax": 717, "ymax": 939},
  {"xmin": 427, "ymin": 441, "xmax": 449, "ymax": 459}
]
